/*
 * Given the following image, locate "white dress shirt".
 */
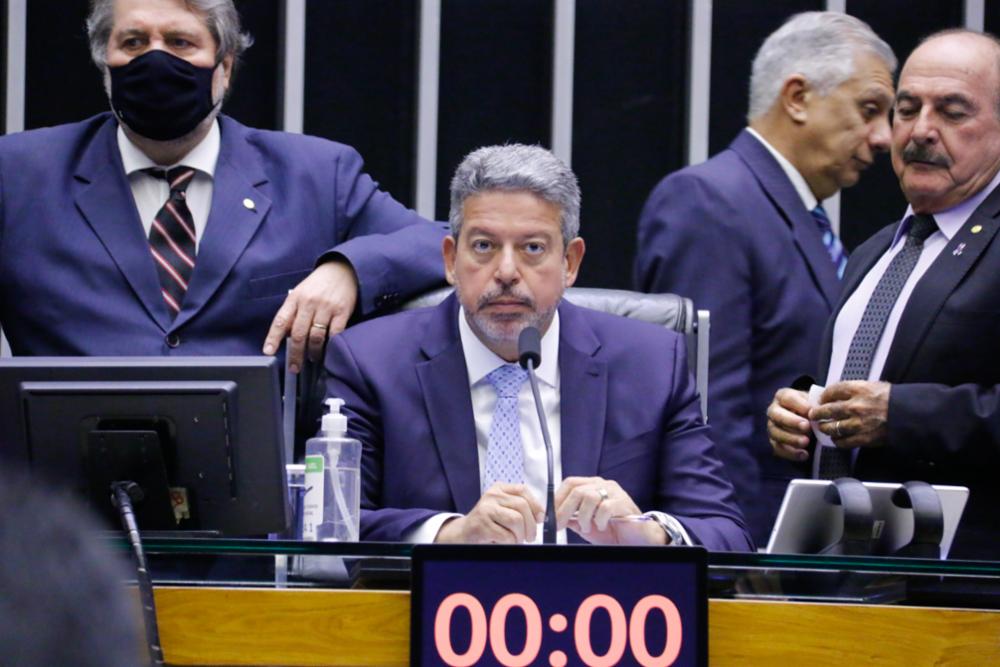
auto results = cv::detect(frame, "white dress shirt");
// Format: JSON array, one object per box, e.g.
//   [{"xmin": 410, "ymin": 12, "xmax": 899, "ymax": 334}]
[
  {"xmin": 117, "ymin": 120, "xmax": 221, "ymax": 249},
  {"xmin": 746, "ymin": 127, "xmax": 819, "ymax": 212},
  {"xmin": 825, "ymin": 167, "xmax": 1000, "ymax": 383},
  {"xmin": 408, "ymin": 308, "xmax": 564, "ymax": 543}
]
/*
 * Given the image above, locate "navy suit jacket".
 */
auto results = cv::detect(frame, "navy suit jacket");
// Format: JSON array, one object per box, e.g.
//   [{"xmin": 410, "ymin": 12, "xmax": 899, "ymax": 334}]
[
  {"xmin": 0, "ymin": 113, "xmax": 446, "ymax": 356},
  {"xmin": 325, "ymin": 294, "xmax": 753, "ymax": 551},
  {"xmin": 818, "ymin": 183, "xmax": 1000, "ymax": 560},
  {"xmin": 633, "ymin": 130, "xmax": 841, "ymax": 544}
]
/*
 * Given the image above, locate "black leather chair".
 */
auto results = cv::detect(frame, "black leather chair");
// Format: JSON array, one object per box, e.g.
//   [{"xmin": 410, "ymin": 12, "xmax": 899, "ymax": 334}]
[{"xmin": 401, "ymin": 286, "xmax": 710, "ymax": 421}]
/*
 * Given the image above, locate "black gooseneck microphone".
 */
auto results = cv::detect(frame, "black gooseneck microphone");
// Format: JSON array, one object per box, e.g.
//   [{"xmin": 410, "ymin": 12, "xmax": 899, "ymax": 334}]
[{"xmin": 518, "ymin": 326, "xmax": 557, "ymax": 544}]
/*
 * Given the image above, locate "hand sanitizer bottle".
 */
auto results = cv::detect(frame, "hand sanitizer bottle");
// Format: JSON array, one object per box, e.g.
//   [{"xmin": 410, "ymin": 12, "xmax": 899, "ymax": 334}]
[{"xmin": 301, "ymin": 398, "xmax": 361, "ymax": 541}]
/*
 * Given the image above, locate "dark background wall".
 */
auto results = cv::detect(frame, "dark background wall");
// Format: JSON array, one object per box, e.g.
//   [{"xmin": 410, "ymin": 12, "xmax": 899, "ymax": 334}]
[{"xmin": 3, "ymin": 0, "xmax": 992, "ymax": 288}]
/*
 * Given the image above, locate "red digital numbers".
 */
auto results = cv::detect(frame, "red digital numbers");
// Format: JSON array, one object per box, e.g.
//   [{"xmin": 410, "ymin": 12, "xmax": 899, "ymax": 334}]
[{"xmin": 433, "ymin": 593, "xmax": 683, "ymax": 667}]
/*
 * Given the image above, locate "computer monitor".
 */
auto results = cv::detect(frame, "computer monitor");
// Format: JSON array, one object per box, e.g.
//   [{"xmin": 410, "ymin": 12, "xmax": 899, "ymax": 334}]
[{"xmin": 0, "ymin": 357, "xmax": 289, "ymax": 536}]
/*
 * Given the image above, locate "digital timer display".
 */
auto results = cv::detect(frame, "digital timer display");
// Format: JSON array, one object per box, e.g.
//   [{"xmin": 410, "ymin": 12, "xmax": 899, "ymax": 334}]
[{"xmin": 411, "ymin": 544, "xmax": 706, "ymax": 667}]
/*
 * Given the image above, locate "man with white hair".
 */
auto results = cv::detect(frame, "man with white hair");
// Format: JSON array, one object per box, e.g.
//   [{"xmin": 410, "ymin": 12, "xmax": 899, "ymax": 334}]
[
  {"xmin": 634, "ymin": 12, "xmax": 896, "ymax": 544},
  {"xmin": 326, "ymin": 144, "xmax": 752, "ymax": 550},
  {"xmin": 768, "ymin": 30, "xmax": 1000, "ymax": 559}
]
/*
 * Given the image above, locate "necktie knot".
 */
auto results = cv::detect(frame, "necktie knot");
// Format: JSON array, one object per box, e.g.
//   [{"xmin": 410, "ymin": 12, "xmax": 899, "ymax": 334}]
[
  {"xmin": 487, "ymin": 363, "xmax": 528, "ymax": 398},
  {"xmin": 810, "ymin": 205, "xmax": 833, "ymax": 233},
  {"xmin": 811, "ymin": 205, "xmax": 848, "ymax": 279},
  {"xmin": 906, "ymin": 214, "xmax": 938, "ymax": 245},
  {"xmin": 146, "ymin": 167, "xmax": 196, "ymax": 195}
]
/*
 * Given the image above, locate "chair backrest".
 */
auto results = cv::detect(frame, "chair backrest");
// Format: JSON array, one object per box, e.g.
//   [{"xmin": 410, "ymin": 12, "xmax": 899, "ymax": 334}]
[{"xmin": 401, "ymin": 287, "xmax": 710, "ymax": 421}]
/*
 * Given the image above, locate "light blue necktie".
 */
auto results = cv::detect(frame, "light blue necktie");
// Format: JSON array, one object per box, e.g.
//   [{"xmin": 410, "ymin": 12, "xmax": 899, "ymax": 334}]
[
  {"xmin": 482, "ymin": 363, "xmax": 529, "ymax": 493},
  {"xmin": 811, "ymin": 205, "xmax": 849, "ymax": 279}
]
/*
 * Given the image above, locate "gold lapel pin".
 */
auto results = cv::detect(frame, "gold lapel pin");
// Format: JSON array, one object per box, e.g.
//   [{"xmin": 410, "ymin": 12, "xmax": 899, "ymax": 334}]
[
  {"xmin": 243, "ymin": 198, "xmax": 256, "ymax": 211},
  {"xmin": 971, "ymin": 224, "xmax": 983, "ymax": 234}
]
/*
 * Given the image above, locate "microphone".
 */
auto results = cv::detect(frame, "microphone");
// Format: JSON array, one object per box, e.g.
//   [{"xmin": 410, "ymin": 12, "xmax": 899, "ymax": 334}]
[{"xmin": 518, "ymin": 326, "xmax": 557, "ymax": 544}]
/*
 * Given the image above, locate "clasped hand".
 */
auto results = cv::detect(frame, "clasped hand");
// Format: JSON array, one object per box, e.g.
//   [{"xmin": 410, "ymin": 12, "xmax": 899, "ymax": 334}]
[
  {"xmin": 767, "ymin": 380, "xmax": 891, "ymax": 462},
  {"xmin": 436, "ymin": 477, "xmax": 666, "ymax": 546}
]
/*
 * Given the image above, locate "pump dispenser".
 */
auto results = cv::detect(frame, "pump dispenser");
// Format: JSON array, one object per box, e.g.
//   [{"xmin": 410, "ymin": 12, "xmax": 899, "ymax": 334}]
[{"xmin": 301, "ymin": 398, "xmax": 361, "ymax": 541}]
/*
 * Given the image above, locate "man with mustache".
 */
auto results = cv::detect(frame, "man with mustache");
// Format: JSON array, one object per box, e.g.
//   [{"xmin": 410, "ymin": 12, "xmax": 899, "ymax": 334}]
[
  {"xmin": 633, "ymin": 12, "xmax": 895, "ymax": 545},
  {"xmin": 767, "ymin": 30, "xmax": 1000, "ymax": 559},
  {"xmin": 324, "ymin": 144, "xmax": 752, "ymax": 549}
]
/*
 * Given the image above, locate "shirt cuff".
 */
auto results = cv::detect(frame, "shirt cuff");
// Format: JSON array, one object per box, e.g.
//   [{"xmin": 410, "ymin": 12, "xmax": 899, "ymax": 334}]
[
  {"xmin": 642, "ymin": 511, "xmax": 694, "ymax": 546},
  {"xmin": 404, "ymin": 512, "xmax": 463, "ymax": 543}
]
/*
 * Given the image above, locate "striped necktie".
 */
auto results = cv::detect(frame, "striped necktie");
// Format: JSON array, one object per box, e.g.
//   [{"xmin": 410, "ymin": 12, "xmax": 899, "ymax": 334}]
[
  {"xmin": 811, "ymin": 205, "xmax": 848, "ymax": 279},
  {"xmin": 146, "ymin": 167, "xmax": 197, "ymax": 316},
  {"xmin": 817, "ymin": 214, "xmax": 938, "ymax": 480}
]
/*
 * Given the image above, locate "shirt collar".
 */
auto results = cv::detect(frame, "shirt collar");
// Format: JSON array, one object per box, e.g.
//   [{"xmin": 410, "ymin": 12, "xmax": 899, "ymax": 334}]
[
  {"xmin": 458, "ymin": 306, "xmax": 560, "ymax": 389},
  {"xmin": 894, "ymin": 167, "xmax": 1000, "ymax": 245},
  {"xmin": 746, "ymin": 127, "xmax": 820, "ymax": 212},
  {"xmin": 117, "ymin": 118, "xmax": 221, "ymax": 177}
]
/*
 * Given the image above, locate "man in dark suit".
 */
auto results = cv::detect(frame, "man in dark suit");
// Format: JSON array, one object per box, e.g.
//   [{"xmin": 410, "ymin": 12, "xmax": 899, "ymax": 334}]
[
  {"xmin": 633, "ymin": 12, "xmax": 895, "ymax": 544},
  {"xmin": 0, "ymin": 0, "xmax": 445, "ymax": 370},
  {"xmin": 768, "ymin": 30, "xmax": 1000, "ymax": 560},
  {"xmin": 326, "ymin": 144, "xmax": 752, "ymax": 551}
]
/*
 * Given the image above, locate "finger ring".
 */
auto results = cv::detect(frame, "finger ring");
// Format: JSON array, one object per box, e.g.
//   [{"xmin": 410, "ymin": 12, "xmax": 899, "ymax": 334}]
[
  {"xmin": 311, "ymin": 322, "xmax": 328, "ymax": 330},
  {"xmin": 834, "ymin": 420, "xmax": 843, "ymax": 438},
  {"xmin": 597, "ymin": 488, "xmax": 609, "ymax": 502}
]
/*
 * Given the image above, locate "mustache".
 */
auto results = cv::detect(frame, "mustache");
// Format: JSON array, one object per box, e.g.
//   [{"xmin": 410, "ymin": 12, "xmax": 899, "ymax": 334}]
[
  {"xmin": 901, "ymin": 142, "xmax": 950, "ymax": 167},
  {"xmin": 476, "ymin": 285, "xmax": 535, "ymax": 310}
]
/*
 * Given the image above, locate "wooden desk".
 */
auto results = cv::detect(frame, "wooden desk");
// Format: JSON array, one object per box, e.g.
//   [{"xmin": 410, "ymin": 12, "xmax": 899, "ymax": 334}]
[{"xmin": 155, "ymin": 587, "xmax": 1000, "ymax": 666}]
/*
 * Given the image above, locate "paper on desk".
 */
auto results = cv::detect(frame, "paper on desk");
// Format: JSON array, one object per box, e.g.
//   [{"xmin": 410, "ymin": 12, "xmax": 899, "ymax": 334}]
[{"xmin": 808, "ymin": 384, "xmax": 836, "ymax": 449}]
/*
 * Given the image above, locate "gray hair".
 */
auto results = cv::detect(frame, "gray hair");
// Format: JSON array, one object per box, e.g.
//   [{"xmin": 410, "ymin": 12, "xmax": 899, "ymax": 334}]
[
  {"xmin": 449, "ymin": 144, "xmax": 581, "ymax": 247},
  {"xmin": 747, "ymin": 12, "xmax": 896, "ymax": 121},
  {"xmin": 85, "ymin": 0, "xmax": 253, "ymax": 70}
]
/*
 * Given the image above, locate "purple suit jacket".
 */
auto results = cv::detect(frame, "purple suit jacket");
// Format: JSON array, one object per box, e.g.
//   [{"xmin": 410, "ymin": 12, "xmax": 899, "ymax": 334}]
[
  {"xmin": 324, "ymin": 294, "xmax": 753, "ymax": 551},
  {"xmin": 0, "ymin": 113, "xmax": 446, "ymax": 356},
  {"xmin": 633, "ymin": 130, "xmax": 841, "ymax": 544}
]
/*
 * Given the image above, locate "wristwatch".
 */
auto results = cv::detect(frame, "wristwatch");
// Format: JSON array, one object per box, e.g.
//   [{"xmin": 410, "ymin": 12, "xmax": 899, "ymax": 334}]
[{"xmin": 643, "ymin": 511, "xmax": 689, "ymax": 546}]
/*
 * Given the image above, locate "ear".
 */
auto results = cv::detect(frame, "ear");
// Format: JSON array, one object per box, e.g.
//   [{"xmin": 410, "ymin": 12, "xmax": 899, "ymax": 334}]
[
  {"xmin": 562, "ymin": 237, "xmax": 586, "ymax": 288},
  {"xmin": 219, "ymin": 54, "xmax": 235, "ymax": 91},
  {"xmin": 442, "ymin": 235, "xmax": 458, "ymax": 286},
  {"xmin": 779, "ymin": 74, "xmax": 810, "ymax": 124}
]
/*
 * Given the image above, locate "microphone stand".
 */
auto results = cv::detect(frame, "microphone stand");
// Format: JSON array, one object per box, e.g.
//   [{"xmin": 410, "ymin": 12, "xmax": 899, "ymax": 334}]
[{"xmin": 524, "ymin": 357, "xmax": 557, "ymax": 544}]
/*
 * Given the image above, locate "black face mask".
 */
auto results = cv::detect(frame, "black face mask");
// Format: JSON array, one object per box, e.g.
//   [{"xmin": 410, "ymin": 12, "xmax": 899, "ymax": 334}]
[{"xmin": 109, "ymin": 50, "xmax": 219, "ymax": 141}]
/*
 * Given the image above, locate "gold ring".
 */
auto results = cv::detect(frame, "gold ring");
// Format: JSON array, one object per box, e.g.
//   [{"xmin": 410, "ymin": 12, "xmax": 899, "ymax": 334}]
[
  {"xmin": 597, "ymin": 488, "xmax": 609, "ymax": 502},
  {"xmin": 311, "ymin": 322, "xmax": 328, "ymax": 330},
  {"xmin": 835, "ymin": 420, "xmax": 843, "ymax": 438}
]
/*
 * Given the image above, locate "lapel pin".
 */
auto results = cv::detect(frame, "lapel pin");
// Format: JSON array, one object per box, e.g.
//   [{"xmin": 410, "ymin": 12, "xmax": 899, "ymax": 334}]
[
  {"xmin": 971, "ymin": 224, "xmax": 982, "ymax": 234},
  {"xmin": 243, "ymin": 198, "xmax": 256, "ymax": 211},
  {"xmin": 953, "ymin": 242, "xmax": 966, "ymax": 256}
]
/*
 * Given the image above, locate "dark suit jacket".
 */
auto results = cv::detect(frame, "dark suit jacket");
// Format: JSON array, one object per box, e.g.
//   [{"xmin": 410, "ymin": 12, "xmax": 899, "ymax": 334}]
[
  {"xmin": 818, "ymin": 183, "xmax": 1000, "ymax": 560},
  {"xmin": 633, "ymin": 130, "xmax": 841, "ymax": 543},
  {"xmin": 324, "ymin": 294, "xmax": 753, "ymax": 551},
  {"xmin": 0, "ymin": 113, "xmax": 446, "ymax": 356}
]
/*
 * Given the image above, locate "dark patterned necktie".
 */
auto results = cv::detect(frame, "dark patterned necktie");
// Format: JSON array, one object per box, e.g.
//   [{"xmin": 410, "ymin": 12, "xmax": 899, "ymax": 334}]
[
  {"xmin": 811, "ymin": 205, "xmax": 848, "ymax": 279},
  {"xmin": 817, "ymin": 214, "xmax": 938, "ymax": 479},
  {"xmin": 146, "ymin": 167, "xmax": 197, "ymax": 316}
]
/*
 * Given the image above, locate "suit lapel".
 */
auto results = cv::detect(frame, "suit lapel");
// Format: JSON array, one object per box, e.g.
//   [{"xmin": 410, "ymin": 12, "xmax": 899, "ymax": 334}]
[
  {"xmin": 557, "ymin": 302, "xmax": 608, "ymax": 479},
  {"xmin": 415, "ymin": 296, "xmax": 481, "ymax": 513},
  {"xmin": 172, "ymin": 116, "xmax": 272, "ymax": 330},
  {"xmin": 882, "ymin": 189, "xmax": 1000, "ymax": 380},
  {"xmin": 73, "ymin": 117, "xmax": 172, "ymax": 331},
  {"xmin": 732, "ymin": 130, "xmax": 840, "ymax": 307}
]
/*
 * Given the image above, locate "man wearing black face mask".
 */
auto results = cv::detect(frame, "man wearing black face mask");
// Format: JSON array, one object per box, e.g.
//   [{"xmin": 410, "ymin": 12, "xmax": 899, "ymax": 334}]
[{"xmin": 0, "ymin": 0, "xmax": 447, "ymax": 373}]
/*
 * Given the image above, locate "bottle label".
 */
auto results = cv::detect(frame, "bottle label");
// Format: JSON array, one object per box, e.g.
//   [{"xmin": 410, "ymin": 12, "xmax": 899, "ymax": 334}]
[{"xmin": 302, "ymin": 454, "xmax": 325, "ymax": 541}]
